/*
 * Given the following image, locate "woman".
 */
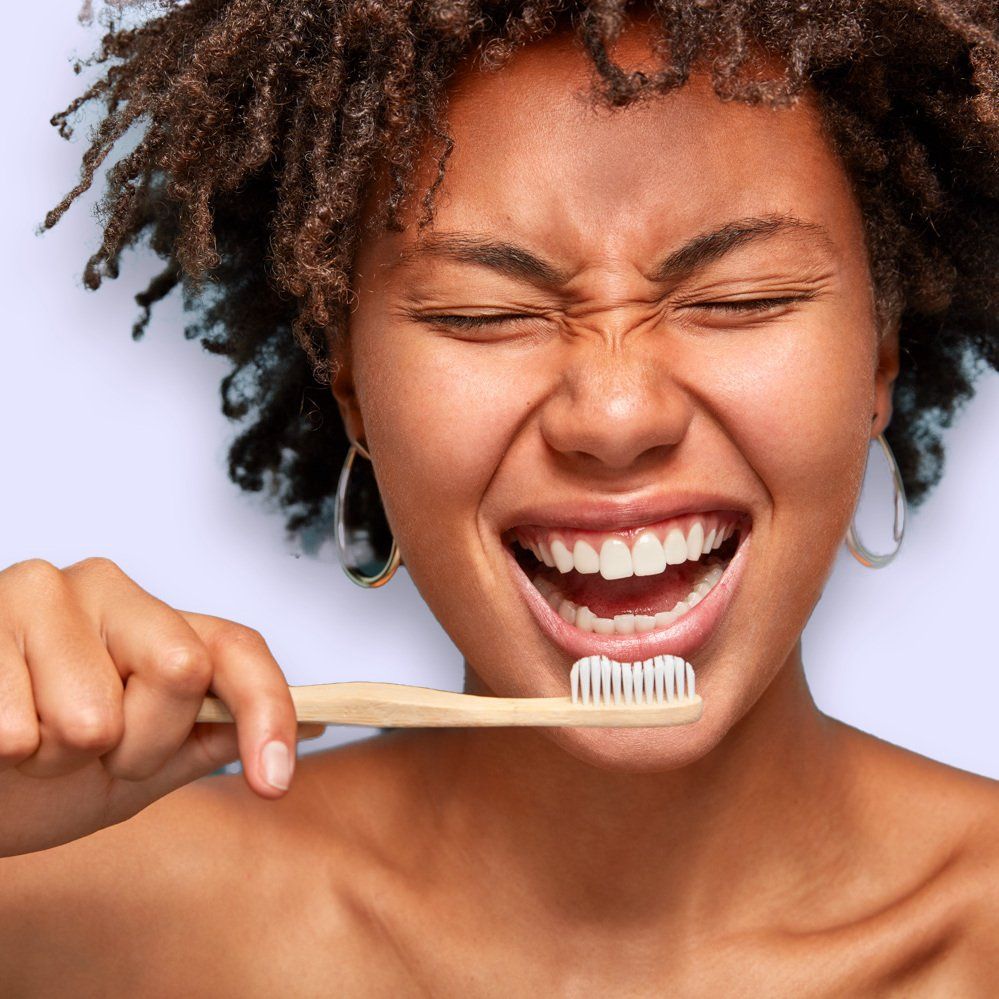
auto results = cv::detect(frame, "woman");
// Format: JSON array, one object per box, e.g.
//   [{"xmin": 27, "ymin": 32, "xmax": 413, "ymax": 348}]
[{"xmin": 2, "ymin": 0, "xmax": 997, "ymax": 993}]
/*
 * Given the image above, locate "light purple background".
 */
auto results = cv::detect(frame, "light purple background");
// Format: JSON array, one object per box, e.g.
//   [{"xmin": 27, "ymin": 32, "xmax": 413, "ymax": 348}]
[{"xmin": 2, "ymin": 10, "xmax": 996, "ymax": 777}]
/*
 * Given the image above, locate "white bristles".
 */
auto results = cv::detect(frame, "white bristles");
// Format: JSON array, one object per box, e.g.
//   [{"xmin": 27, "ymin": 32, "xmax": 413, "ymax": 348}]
[
  {"xmin": 568, "ymin": 654, "xmax": 698, "ymax": 707},
  {"xmin": 664, "ymin": 656, "xmax": 675, "ymax": 703}
]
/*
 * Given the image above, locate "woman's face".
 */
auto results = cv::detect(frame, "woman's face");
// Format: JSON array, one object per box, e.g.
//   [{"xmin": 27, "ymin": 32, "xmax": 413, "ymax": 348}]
[{"xmin": 333, "ymin": 25, "xmax": 898, "ymax": 771}]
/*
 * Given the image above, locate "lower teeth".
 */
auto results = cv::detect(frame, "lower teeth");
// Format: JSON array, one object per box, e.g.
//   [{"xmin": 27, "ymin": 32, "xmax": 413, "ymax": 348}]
[{"xmin": 532, "ymin": 560, "xmax": 725, "ymax": 635}]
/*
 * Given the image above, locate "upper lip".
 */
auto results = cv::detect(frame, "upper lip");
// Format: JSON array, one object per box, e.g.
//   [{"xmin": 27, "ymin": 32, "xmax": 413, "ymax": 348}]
[{"xmin": 500, "ymin": 491, "xmax": 751, "ymax": 538}]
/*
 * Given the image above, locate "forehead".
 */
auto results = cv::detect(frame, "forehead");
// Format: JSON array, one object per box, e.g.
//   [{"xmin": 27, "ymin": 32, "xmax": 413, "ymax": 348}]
[{"xmin": 365, "ymin": 27, "xmax": 858, "ymax": 270}]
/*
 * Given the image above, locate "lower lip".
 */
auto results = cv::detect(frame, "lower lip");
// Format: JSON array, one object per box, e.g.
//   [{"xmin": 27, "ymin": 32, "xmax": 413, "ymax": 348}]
[{"xmin": 504, "ymin": 528, "xmax": 752, "ymax": 664}]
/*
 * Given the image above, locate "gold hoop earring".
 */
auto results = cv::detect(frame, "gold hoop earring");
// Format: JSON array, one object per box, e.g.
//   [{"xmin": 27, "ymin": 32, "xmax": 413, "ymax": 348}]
[
  {"xmin": 334, "ymin": 439, "xmax": 401, "ymax": 587},
  {"xmin": 845, "ymin": 432, "xmax": 907, "ymax": 569}
]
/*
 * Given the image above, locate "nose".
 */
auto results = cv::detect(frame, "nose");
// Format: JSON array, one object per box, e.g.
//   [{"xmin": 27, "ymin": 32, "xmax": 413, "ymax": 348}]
[{"xmin": 538, "ymin": 339, "xmax": 694, "ymax": 474}]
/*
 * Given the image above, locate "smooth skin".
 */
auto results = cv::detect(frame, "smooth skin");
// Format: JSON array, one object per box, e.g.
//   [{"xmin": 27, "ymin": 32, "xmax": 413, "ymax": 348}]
[{"xmin": 2, "ymin": 19, "xmax": 997, "ymax": 997}]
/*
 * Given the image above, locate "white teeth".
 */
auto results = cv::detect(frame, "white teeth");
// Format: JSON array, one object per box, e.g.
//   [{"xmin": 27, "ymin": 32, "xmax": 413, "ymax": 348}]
[
  {"xmin": 551, "ymin": 539, "xmax": 575, "ymax": 573},
  {"xmin": 575, "ymin": 605, "xmax": 596, "ymax": 631},
  {"xmin": 519, "ymin": 517, "xmax": 740, "ymax": 578},
  {"xmin": 635, "ymin": 614, "xmax": 658, "ymax": 633},
  {"xmin": 631, "ymin": 532, "xmax": 667, "ymax": 576},
  {"xmin": 572, "ymin": 539, "xmax": 601, "ymax": 574},
  {"xmin": 662, "ymin": 527, "xmax": 688, "ymax": 565},
  {"xmin": 654, "ymin": 608, "xmax": 677, "ymax": 629},
  {"xmin": 557, "ymin": 599, "xmax": 577, "ymax": 624},
  {"xmin": 686, "ymin": 522, "xmax": 704, "ymax": 561},
  {"xmin": 613, "ymin": 613, "xmax": 636, "ymax": 635},
  {"xmin": 599, "ymin": 538, "xmax": 633, "ymax": 580},
  {"xmin": 532, "ymin": 544, "xmax": 727, "ymax": 636}
]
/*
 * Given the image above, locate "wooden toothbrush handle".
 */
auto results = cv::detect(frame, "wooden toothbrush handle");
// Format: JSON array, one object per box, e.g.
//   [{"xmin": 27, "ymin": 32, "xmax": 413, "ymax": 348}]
[{"xmin": 196, "ymin": 681, "xmax": 703, "ymax": 728}]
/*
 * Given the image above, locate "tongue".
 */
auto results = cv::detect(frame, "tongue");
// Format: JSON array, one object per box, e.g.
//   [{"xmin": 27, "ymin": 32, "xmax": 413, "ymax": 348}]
[{"xmin": 542, "ymin": 560, "xmax": 707, "ymax": 618}]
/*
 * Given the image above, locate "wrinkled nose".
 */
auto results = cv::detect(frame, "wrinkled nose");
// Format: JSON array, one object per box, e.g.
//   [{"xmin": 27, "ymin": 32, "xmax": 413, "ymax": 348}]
[{"xmin": 538, "ymin": 341, "xmax": 694, "ymax": 474}]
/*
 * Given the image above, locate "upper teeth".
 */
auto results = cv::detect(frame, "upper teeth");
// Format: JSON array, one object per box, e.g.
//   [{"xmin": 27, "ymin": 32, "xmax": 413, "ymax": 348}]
[{"xmin": 520, "ymin": 517, "xmax": 736, "ymax": 580}]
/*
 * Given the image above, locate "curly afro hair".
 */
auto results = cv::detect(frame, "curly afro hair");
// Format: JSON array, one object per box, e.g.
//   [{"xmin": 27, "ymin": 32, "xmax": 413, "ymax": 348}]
[{"xmin": 46, "ymin": 0, "xmax": 998, "ymax": 549}]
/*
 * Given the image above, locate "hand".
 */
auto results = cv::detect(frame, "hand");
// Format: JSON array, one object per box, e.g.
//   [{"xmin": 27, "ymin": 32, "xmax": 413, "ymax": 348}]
[{"xmin": 0, "ymin": 557, "xmax": 325, "ymax": 858}]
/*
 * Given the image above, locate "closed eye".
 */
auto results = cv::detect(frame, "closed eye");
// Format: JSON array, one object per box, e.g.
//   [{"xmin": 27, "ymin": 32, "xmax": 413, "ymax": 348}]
[
  {"xmin": 680, "ymin": 294, "xmax": 816, "ymax": 313},
  {"xmin": 416, "ymin": 294, "xmax": 815, "ymax": 329},
  {"xmin": 419, "ymin": 313, "xmax": 534, "ymax": 329}
]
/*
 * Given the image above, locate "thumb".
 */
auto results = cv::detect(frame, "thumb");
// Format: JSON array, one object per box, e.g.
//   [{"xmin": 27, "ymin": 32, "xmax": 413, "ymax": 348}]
[
  {"xmin": 108, "ymin": 722, "xmax": 326, "ymax": 817},
  {"xmin": 105, "ymin": 723, "xmax": 240, "ymax": 818}
]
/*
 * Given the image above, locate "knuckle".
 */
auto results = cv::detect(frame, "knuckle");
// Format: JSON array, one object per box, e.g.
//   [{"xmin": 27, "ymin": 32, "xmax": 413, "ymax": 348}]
[
  {"xmin": 0, "ymin": 724, "xmax": 40, "ymax": 763},
  {"xmin": 53, "ymin": 707, "xmax": 123, "ymax": 753},
  {"xmin": 3, "ymin": 558, "xmax": 64, "ymax": 593},
  {"xmin": 218, "ymin": 623, "xmax": 270, "ymax": 654},
  {"xmin": 64, "ymin": 556, "xmax": 124, "ymax": 580},
  {"xmin": 150, "ymin": 644, "xmax": 212, "ymax": 694}
]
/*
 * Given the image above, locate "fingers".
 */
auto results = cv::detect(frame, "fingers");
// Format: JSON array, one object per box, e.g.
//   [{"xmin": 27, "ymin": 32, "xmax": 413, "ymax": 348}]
[
  {"xmin": 0, "ymin": 632, "xmax": 40, "ymax": 772},
  {"xmin": 0, "ymin": 555, "xmax": 312, "ymax": 803},
  {"xmin": 6, "ymin": 564, "xmax": 124, "ymax": 779},
  {"xmin": 62, "ymin": 561, "xmax": 215, "ymax": 782},
  {"xmin": 178, "ymin": 612, "xmax": 301, "ymax": 799},
  {"xmin": 106, "ymin": 721, "xmax": 326, "ymax": 824}
]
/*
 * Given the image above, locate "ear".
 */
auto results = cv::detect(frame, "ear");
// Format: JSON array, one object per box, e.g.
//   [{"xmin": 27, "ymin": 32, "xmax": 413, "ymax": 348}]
[
  {"xmin": 328, "ymin": 345, "xmax": 367, "ymax": 449},
  {"xmin": 870, "ymin": 318, "xmax": 900, "ymax": 439}
]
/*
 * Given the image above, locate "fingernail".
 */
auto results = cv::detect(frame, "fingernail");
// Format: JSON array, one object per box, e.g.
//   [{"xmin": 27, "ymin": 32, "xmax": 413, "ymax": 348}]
[{"xmin": 261, "ymin": 740, "xmax": 292, "ymax": 790}]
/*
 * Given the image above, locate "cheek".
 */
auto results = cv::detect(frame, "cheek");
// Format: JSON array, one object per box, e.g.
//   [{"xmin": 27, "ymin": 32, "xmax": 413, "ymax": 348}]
[
  {"xmin": 353, "ymin": 334, "xmax": 535, "ymax": 550},
  {"xmin": 703, "ymin": 323, "xmax": 875, "ymax": 518}
]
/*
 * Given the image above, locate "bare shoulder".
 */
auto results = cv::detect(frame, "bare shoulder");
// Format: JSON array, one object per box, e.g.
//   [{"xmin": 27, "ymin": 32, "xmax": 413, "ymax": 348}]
[
  {"xmin": 837, "ymin": 722, "xmax": 999, "ymax": 990},
  {"xmin": 940, "ymin": 764, "xmax": 999, "ymax": 988},
  {"xmin": 0, "ymin": 732, "xmax": 420, "ymax": 996}
]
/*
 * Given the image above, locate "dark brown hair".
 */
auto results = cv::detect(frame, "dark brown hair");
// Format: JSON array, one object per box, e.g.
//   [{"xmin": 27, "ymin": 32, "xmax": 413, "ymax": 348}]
[{"xmin": 46, "ymin": 0, "xmax": 998, "ymax": 548}]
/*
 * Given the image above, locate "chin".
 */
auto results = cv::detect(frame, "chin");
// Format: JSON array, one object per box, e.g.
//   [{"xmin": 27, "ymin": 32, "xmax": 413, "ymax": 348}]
[{"xmin": 539, "ymin": 700, "xmax": 734, "ymax": 773}]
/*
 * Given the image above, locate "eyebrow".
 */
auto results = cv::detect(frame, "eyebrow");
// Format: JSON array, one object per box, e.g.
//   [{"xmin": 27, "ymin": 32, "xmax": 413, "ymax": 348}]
[{"xmin": 394, "ymin": 213, "xmax": 834, "ymax": 287}]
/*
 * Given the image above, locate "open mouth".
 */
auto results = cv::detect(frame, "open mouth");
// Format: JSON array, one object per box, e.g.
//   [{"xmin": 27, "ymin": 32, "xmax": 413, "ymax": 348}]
[{"xmin": 501, "ymin": 511, "xmax": 748, "ymax": 639}]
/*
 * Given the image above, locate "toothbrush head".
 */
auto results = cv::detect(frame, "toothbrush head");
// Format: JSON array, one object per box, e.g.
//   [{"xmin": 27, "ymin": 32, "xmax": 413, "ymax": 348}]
[{"xmin": 570, "ymin": 654, "xmax": 696, "ymax": 707}]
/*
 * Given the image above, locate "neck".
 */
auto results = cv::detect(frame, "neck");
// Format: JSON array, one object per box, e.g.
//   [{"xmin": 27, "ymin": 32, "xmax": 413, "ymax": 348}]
[{"xmin": 428, "ymin": 644, "xmax": 856, "ymax": 930}]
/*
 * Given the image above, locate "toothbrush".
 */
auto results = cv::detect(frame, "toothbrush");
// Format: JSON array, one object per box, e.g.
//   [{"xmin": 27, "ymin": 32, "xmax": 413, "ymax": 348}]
[{"xmin": 195, "ymin": 654, "xmax": 702, "ymax": 728}]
